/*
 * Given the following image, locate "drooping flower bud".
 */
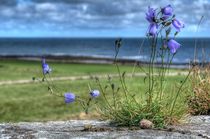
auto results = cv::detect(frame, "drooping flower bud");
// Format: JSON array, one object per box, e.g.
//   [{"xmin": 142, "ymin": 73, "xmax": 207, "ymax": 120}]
[
  {"xmin": 64, "ymin": 93, "xmax": 76, "ymax": 104},
  {"xmin": 42, "ymin": 58, "xmax": 52, "ymax": 75},
  {"xmin": 172, "ymin": 19, "xmax": 184, "ymax": 32},
  {"xmin": 162, "ymin": 5, "xmax": 173, "ymax": 16},
  {"xmin": 148, "ymin": 23, "xmax": 158, "ymax": 37},
  {"xmin": 90, "ymin": 90, "xmax": 100, "ymax": 98},
  {"xmin": 167, "ymin": 39, "xmax": 181, "ymax": 54},
  {"xmin": 146, "ymin": 6, "xmax": 156, "ymax": 23}
]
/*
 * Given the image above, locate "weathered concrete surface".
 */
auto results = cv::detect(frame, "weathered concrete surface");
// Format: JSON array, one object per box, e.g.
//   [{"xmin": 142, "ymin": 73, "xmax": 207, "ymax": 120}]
[{"xmin": 0, "ymin": 116, "xmax": 209, "ymax": 139}]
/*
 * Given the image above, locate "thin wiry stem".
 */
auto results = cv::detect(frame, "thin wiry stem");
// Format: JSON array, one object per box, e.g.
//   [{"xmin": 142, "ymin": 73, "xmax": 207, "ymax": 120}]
[
  {"xmin": 170, "ymin": 67, "xmax": 193, "ymax": 117},
  {"xmin": 114, "ymin": 42, "xmax": 129, "ymax": 101},
  {"xmin": 194, "ymin": 16, "xmax": 204, "ymax": 64},
  {"xmin": 132, "ymin": 38, "xmax": 145, "ymax": 76}
]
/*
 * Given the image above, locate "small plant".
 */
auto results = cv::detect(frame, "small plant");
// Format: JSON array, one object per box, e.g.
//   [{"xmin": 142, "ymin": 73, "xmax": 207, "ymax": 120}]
[
  {"xmin": 34, "ymin": 4, "xmax": 191, "ymax": 128},
  {"xmin": 187, "ymin": 66, "xmax": 210, "ymax": 115},
  {"xmin": 95, "ymin": 5, "xmax": 190, "ymax": 127}
]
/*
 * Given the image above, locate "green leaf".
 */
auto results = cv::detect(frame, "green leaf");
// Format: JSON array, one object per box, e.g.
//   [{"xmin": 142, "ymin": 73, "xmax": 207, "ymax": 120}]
[
  {"xmin": 115, "ymin": 38, "xmax": 122, "ymax": 48},
  {"xmin": 166, "ymin": 27, "xmax": 171, "ymax": 35},
  {"xmin": 174, "ymin": 31, "xmax": 179, "ymax": 36},
  {"xmin": 122, "ymin": 71, "xmax": 126, "ymax": 78},
  {"xmin": 111, "ymin": 83, "xmax": 115, "ymax": 90},
  {"xmin": 144, "ymin": 76, "xmax": 147, "ymax": 83},
  {"xmin": 164, "ymin": 22, "xmax": 171, "ymax": 26}
]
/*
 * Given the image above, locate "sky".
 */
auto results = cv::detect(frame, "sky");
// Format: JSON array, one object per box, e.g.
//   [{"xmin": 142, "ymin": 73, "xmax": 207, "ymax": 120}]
[{"xmin": 0, "ymin": 0, "xmax": 210, "ymax": 38}]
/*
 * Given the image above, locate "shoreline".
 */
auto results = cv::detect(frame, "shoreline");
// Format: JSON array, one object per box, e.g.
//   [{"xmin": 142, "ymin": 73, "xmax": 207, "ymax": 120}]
[{"xmin": 0, "ymin": 55, "xmax": 206, "ymax": 69}]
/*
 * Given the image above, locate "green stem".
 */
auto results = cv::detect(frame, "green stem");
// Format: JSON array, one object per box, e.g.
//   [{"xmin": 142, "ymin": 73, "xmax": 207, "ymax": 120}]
[
  {"xmin": 114, "ymin": 47, "xmax": 128, "ymax": 101},
  {"xmin": 43, "ymin": 75, "xmax": 63, "ymax": 97},
  {"xmin": 148, "ymin": 36, "xmax": 158, "ymax": 107},
  {"xmin": 170, "ymin": 68, "xmax": 192, "ymax": 117},
  {"xmin": 85, "ymin": 98, "xmax": 92, "ymax": 114},
  {"xmin": 96, "ymin": 78, "xmax": 112, "ymax": 109}
]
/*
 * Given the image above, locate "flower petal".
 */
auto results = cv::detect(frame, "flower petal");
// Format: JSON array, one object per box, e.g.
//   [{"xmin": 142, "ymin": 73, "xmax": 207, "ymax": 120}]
[
  {"xmin": 64, "ymin": 93, "xmax": 76, "ymax": 103},
  {"xmin": 90, "ymin": 90, "xmax": 100, "ymax": 98},
  {"xmin": 168, "ymin": 39, "xmax": 181, "ymax": 54}
]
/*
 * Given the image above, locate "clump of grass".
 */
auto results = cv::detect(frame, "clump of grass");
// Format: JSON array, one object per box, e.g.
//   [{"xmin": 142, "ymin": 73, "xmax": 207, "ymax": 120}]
[
  {"xmin": 187, "ymin": 65, "xmax": 210, "ymax": 115},
  {"xmin": 94, "ymin": 70, "xmax": 190, "ymax": 128},
  {"xmin": 98, "ymin": 98, "xmax": 166, "ymax": 128}
]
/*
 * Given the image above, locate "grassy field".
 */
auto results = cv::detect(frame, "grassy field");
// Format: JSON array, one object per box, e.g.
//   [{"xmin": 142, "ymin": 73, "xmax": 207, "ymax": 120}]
[
  {"xmin": 0, "ymin": 59, "xmax": 189, "ymax": 122},
  {"xmin": 0, "ymin": 59, "xmax": 141, "ymax": 81},
  {"xmin": 0, "ymin": 59, "xmax": 185, "ymax": 81}
]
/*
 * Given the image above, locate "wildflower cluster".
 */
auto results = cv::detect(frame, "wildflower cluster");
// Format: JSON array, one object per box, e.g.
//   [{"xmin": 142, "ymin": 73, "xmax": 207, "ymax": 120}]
[
  {"xmin": 144, "ymin": 5, "xmax": 188, "ymax": 113},
  {"xmin": 35, "ymin": 5, "xmax": 191, "ymax": 128},
  {"xmin": 35, "ymin": 58, "xmax": 100, "ymax": 113},
  {"xmin": 146, "ymin": 5, "xmax": 184, "ymax": 54},
  {"xmin": 95, "ymin": 5, "xmax": 190, "ymax": 127}
]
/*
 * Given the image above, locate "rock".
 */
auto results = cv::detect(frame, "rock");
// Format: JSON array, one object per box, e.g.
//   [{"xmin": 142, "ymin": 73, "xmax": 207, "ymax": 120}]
[
  {"xmin": 79, "ymin": 112, "xmax": 88, "ymax": 119},
  {"xmin": 139, "ymin": 119, "xmax": 154, "ymax": 129},
  {"xmin": 184, "ymin": 115, "xmax": 210, "ymax": 124}
]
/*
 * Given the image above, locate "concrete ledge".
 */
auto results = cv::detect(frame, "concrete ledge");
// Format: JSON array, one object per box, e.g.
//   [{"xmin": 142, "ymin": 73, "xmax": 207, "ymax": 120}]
[{"xmin": 0, "ymin": 116, "xmax": 210, "ymax": 139}]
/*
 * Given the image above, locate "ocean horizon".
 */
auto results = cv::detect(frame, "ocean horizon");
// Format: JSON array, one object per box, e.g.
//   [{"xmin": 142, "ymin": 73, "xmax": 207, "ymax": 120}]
[{"xmin": 0, "ymin": 37, "xmax": 210, "ymax": 64}]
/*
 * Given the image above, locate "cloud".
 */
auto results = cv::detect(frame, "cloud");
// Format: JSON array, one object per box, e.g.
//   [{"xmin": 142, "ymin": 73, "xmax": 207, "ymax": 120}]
[
  {"xmin": 0, "ymin": 0, "xmax": 209, "ymax": 37},
  {"xmin": 0, "ymin": 0, "xmax": 17, "ymax": 7}
]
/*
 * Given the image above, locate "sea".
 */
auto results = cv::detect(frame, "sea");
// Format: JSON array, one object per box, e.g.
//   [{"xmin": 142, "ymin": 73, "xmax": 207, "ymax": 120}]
[{"xmin": 0, "ymin": 38, "xmax": 210, "ymax": 64}]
